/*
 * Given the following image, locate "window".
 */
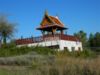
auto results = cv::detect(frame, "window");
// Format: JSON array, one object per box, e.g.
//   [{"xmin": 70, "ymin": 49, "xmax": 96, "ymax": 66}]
[
  {"xmin": 48, "ymin": 45, "xmax": 59, "ymax": 49},
  {"xmin": 78, "ymin": 47, "xmax": 81, "ymax": 51},
  {"xmin": 64, "ymin": 47, "xmax": 68, "ymax": 51},
  {"xmin": 71, "ymin": 47, "xmax": 75, "ymax": 51}
]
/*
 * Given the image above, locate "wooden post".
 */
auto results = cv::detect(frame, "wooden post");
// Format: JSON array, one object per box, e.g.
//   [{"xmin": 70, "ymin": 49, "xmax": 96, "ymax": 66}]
[
  {"xmin": 52, "ymin": 28, "xmax": 57, "ymax": 35},
  {"xmin": 61, "ymin": 30, "xmax": 64, "ymax": 35},
  {"xmin": 41, "ymin": 30, "xmax": 45, "ymax": 36}
]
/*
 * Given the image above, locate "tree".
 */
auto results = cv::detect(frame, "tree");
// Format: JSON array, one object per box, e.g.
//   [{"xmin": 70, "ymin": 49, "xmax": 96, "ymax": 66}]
[
  {"xmin": 0, "ymin": 15, "xmax": 15, "ymax": 45},
  {"xmin": 88, "ymin": 32, "xmax": 100, "ymax": 52},
  {"xmin": 88, "ymin": 33, "xmax": 94, "ymax": 47},
  {"xmin": 0, "ymin": 33, "xmax": 1, "ymax": 47},
  {"xmin": 89, "ymin": 32, "xmax": 100, "ymax": 47},
  {"xmin": 94, "ymin": 32, "xmax": 100, "ymax": 47},
  {"xmin": 74, "ymin": 30, "xmax": 88, "ymax": 47}
]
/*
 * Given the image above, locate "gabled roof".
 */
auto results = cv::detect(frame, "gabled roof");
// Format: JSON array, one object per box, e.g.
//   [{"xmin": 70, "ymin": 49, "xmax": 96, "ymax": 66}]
[
  {"xmin": 49, "ymin": 16, "xmax": 64, "ymax": 26},
  {"xmin": 37, "ymin": 11, "xmax": 66, "ymax": 30}
]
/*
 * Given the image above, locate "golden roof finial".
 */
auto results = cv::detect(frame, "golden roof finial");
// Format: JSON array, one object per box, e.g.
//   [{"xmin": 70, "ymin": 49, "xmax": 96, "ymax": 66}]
[{"xmin": 45, "ymin": 9, "xmax": 49, "ymax": 16}]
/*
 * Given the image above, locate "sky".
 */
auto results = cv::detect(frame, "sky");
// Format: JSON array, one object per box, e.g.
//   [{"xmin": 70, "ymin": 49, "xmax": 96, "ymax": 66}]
[{"xmin": 0, "ymin": 0, "xmax": 100, "ymax": 39}]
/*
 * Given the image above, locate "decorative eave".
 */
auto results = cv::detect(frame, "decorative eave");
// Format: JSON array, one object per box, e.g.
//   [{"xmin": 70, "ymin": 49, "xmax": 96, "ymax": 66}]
[{"xmin": 36, "ymin": 24, "xmax": 67, "ymax": 30}]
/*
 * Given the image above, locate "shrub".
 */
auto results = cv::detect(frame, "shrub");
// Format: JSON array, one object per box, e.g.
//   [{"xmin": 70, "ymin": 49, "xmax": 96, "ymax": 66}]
[
  {"xmin": 55, "ymin": 48, "xmax": 97, "ymax": 58},
  {"xmin": 0, "ymin": 46, "xmax": 34, "ymax": 57},
  {"xmin": 49, "ymin": 68, "xmax": 59, "ymax": 75},
  {"xmin": 33, "ymin": 46, "xmax": 55, "ymax": 55},
  {"xmin": 32, "ymin": 61, "xmax": 39, "ymax": 69},
  {"xmin": 0, "ymin": 45, "xmax": 56, "ymax": 57}
]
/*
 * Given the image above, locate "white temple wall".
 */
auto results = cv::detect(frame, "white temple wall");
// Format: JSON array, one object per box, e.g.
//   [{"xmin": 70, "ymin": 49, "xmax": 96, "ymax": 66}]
[
  {"xmin": 59, "ymin": 40, "xmax": 82, "ymax": 51},
  {"xmin": 18, "ymin": 40, "xmax": 82, "ymax": 51}
]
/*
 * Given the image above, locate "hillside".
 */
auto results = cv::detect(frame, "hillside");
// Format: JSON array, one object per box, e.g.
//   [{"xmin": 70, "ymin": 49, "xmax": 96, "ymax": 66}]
[{"xmin": 0, "ymin": 46, "xmax": 100, "ymax": 75}]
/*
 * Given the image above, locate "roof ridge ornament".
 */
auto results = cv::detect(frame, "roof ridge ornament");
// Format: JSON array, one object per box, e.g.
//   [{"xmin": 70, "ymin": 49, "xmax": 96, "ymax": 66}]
[
  {"xmin": 44, "ymin": 10, "xmax": 55, "ymax": 24},
  {"xmin": 45, "ymin": 10, "xmax": 49, "ymax": 16},
  {"xmin": 55, "ymin": 13, "xmax": 59, "ymax": 19}
]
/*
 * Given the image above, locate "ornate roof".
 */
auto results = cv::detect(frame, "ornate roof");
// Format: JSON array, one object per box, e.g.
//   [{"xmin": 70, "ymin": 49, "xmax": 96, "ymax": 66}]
[
  {"xmin": 49, "ymin": 16, "xmax": 64, "ymax": 26},
  {"xmin": 37, "ymin": 11, "xmax": 67, "ymax": 30}
]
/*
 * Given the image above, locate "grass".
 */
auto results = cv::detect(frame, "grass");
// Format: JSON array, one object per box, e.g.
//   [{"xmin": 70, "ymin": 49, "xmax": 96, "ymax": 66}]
[
  {"xmin": 0, "ymin": 69, "xmax": 34, "ymax": 75},
  {"xmin": 0, "ymin": 55, "xmax": 100, "ymax": 75},
  {"xmin": 0, "ymin": 45, "xmax": 100, "ymax": 75},
  {"xmin": 0, "ymin": 46, "xmax": 55, "ymax": 57}
]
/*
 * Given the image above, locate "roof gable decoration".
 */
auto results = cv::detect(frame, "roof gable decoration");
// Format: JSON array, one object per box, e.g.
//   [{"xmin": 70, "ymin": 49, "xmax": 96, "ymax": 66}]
[
  {"xmin": 40, "ymin": 11, "xmax": 55, "ymax": 26},
  {"xmin": 40, "ymin": 11, "xmax": 64, "ymax": 27},
  {"xmin": 49, "ymin": 16, "xmax": 64, "ymax": 27}
]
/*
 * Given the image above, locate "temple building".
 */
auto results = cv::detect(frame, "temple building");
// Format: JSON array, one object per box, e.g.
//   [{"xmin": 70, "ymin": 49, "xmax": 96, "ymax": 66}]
[{"xmin": 15, "ymin": 11, "xmax": 82, "ymax": 51}]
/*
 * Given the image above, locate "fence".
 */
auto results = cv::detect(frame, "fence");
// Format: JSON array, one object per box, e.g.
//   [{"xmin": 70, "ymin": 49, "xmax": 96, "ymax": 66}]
[{"xmin": 15, "ymin": 34, "xmax": 80, "ymax": 45}]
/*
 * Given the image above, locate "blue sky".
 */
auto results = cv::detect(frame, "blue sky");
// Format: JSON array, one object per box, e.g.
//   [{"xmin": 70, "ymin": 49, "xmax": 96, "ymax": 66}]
[{"xmin": 0, "ymin": 0, "xmax": 100, "ymax": 38}]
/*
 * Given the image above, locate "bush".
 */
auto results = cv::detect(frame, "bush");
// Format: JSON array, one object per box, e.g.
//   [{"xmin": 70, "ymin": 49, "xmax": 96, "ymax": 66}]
[
  {"xmin": 55, "ymin": 49, "xmax": 97, "ymax": 58},
  {"xmin": 33, "ymin": 46, "xmax": 55, "ymax": 55},
  {"xmin": 0, "ymin": 46, "xmax": 34, "ymax": 57},
  {"xmin": 49, "ymin": 68, "xmax": 59, "ymax": 75},
  {"xmin": 0, "ymin": 45, "xmax": 56, "ymax": 57},
  {"xmin": 79, "ymin": 49, "xmax": 96, "ymax": 58}
]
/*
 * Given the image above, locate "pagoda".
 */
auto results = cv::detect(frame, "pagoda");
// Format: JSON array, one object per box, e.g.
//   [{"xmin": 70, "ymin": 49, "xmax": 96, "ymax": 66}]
[
  {"xmin": 15, "ymin": 11, "xmax": 83, "ymax": 51},
  {"xmin": 37, "ymin": 11, "xmax": 67, "ymax": 36}
]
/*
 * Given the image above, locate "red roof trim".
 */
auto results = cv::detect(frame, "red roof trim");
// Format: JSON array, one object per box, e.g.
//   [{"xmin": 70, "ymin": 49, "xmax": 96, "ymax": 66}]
[{"xmin": 36, "ymin": 24, "xmax": 67, "ymax": 30}]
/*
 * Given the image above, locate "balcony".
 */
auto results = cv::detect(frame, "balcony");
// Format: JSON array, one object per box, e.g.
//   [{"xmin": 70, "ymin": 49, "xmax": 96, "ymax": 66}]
[{"xmin": 15, "ymin": 34, "xmax": 80, "ymax": 45}]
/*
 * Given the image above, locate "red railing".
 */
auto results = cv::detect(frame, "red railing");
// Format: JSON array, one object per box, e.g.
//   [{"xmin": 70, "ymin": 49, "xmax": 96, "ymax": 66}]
[{"xmin": 15, "ymin": 34, "xmax": 80, "ymax": 45}]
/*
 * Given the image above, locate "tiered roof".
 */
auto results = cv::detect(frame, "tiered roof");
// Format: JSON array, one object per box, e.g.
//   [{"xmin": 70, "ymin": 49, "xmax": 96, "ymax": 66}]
[{"xmin": 37, "ymin": 11, "xmax": 67, "ymax": 30}]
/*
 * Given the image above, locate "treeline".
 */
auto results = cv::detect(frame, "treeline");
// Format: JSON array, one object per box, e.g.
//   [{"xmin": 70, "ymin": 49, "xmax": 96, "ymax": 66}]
[{"xmin": 74, "ymin": 31, "xmax": 100, "ymax": 52}]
